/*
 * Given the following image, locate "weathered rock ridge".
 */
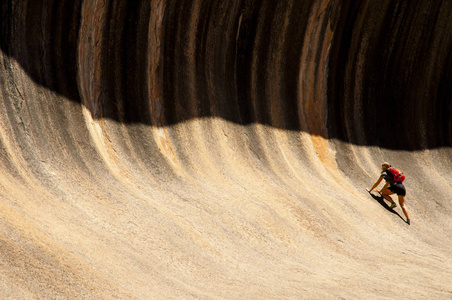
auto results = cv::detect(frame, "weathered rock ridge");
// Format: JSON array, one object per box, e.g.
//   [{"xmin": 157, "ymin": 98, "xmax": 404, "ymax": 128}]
[{"xmin": 1, "ymin": 1, "xmax": 451, "ymax": 299}]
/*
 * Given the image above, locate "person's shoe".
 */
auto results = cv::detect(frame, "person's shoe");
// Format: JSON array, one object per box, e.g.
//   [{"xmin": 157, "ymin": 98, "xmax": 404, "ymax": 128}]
[
  {"xmin": 407, "ymin": 219, "xmax": 411, "ymax": 225},
  {"xmin": 390, "ymin": 202, "xmax": 397, "ymax": 209}
]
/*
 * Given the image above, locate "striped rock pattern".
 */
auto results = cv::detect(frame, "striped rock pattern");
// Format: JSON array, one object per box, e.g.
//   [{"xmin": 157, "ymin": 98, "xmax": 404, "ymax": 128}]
[{"xmin": 1, "ymin": 1, "xmax": 451, "ymax": 299}]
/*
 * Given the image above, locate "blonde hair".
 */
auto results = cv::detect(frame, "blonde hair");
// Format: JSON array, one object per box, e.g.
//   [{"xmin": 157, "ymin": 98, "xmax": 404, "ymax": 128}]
[{"xmin": 382, "ymin": 162, "xmax": 391, "ymax": 169}]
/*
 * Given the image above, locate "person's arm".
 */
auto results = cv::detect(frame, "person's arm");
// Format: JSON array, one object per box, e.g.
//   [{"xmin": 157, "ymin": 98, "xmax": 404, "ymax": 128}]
[{"xmin": 367, "ymin": 176, "xmax": 383, "ymax": 192}]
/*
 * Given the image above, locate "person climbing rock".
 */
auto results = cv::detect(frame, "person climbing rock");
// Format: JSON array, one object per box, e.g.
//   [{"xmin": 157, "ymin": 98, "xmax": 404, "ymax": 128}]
[{"xmin": 367, "ymin": 162, "xmax": 411, "ymax": 225}]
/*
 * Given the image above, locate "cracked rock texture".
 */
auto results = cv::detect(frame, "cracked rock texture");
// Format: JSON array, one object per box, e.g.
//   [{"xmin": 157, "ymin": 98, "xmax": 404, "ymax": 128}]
[{"xmin": 1, "ymin": 1, "xmax": 451, "ymax": 299}]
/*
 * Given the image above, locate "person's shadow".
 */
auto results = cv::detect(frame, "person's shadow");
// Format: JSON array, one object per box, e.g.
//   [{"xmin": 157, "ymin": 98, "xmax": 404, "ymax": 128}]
[{"xmin": 368, "ymin": 192, "xmax": 405, "ymax": 222}]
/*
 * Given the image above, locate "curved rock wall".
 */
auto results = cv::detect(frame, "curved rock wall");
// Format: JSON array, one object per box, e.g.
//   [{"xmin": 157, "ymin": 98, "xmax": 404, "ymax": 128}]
[{"xmin": 1, "ymin": 1, "xmax": 451, "ymax": 299}]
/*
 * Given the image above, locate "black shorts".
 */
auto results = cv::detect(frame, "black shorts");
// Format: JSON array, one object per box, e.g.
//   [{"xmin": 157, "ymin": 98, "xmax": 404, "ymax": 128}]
[{"xmin": 389, "ymin": 183, "xmax": 406, "ymax": 196}]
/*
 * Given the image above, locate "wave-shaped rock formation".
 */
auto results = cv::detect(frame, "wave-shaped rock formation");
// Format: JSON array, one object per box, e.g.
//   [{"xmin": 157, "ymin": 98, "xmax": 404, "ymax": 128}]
[{"xmin": 1, "ymin": 0, "xmax": 451, "ymax": 298}]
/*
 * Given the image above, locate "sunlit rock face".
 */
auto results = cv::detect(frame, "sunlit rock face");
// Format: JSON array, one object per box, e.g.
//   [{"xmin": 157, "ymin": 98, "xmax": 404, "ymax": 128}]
[{"xmin": 1, "ymin": 1, "xmax": 451, "ymax": 299}]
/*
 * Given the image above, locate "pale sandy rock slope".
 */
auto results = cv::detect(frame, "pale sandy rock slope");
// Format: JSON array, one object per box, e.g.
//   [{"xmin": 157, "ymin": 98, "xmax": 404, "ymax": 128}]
[{"xmin": 0, "ymin": 1, "xmax": 451, "ymax": 299}]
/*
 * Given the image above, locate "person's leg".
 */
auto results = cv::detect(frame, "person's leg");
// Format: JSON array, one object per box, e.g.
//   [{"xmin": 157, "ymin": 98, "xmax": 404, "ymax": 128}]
[
  {"xmin": 398, "ymin": 195, "xmax": 410, "ymax": 222},
  {"xmin": 380, "ymin": 187, "xmax": 396, "ymax": 205}
]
